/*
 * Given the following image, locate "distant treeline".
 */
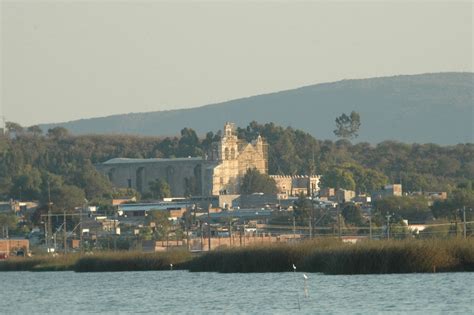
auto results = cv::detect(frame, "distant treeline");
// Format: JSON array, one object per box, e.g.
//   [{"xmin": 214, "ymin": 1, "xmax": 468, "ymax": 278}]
[{"xmin": 0, "ymin": 121, "xmax": 473, "ymax": 211}]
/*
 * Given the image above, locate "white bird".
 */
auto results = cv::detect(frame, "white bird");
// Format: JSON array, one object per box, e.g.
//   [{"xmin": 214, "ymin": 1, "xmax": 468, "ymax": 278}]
[
  {"xmin": 303, "ymin": 274, "xmax": 308, "ymax": 280},
  {"xmin": 292, "ymin": 264, "xmax": 296, "ymax": 270}
]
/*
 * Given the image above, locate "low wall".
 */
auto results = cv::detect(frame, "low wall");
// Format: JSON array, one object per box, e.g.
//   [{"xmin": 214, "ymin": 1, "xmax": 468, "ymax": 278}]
[
  {"xmin": 144, "ymin": 234, "xmax": 298, "ymax": 252},
  {"xmin": 0, "ymin": 239, "xmax": 29, "ymax": 253}
]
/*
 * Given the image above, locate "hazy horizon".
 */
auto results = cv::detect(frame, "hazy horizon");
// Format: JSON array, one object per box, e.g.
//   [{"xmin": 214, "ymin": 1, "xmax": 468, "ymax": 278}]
[{"xmin": 1, "ymin": 1, "xmax": 472, "ymax": 126}]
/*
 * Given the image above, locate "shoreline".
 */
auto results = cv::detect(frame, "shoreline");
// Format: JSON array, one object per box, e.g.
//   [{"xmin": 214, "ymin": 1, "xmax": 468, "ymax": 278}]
[{"xmin": 1, "ymin": 239, "xmax": 473, "ymax": 274}]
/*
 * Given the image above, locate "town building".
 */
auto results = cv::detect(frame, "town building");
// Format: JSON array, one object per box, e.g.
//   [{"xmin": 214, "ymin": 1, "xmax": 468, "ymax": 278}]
[
  {"xmin": 371, "ymin": 184, "xmax": 403, "ymax": 200},
  {"xmin": 271, "ymin": 175, "xmax": 320, "ymax": 196},
  {"xmin": 335, "ymin": 188, "xmax": 356, "ymax": 203}
]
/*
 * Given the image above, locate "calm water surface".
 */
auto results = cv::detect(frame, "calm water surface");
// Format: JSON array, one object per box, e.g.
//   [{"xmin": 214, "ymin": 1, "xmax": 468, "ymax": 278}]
[{"xmin": 1, "ymin": 271, "xmax": 473, "ymax": 314}]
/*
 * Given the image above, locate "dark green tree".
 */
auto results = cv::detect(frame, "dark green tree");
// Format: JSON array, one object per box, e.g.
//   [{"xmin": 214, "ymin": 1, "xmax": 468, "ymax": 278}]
[
  {"xmin": 47, "ymin": 127, "xmax": 69, "ymax": 139},
  {"xmin": 149, "ymin": 179, "xmax": 171, "ymax": 199},
  {"xmin": 293, "ymin": 193, "xmax": 313, "ymax": 224},
  {"xmin": 27, "ymin": 125, "xmax": 43, "ymax": 136},
  {"xmin": 11, "ymin": 165, "xmax": 43, "ymax": 200},
  {"xmin": 373, "ymin": 195, "xmax": 431, "ymax": 222},
  {"xmin": 177, "ymin": 128, "xmax": 202, "ymax": 157},
  {"xmin": 146, "ymin": 210, "xmax": 171, "ymax": 240},
  {"xmin": 334, "ymin": 111, "xmax": 361, "ymax": 139},
  {"xmin": 341, "ymin": 203, "xmax": 364, "ymax": 226},
  {"xmin": 240, "ymin": 168, "xmax": 278, "ymax": 195},
  {"xmin": 431, "ymin": 187, "xmax": 474, "ymax": 221},
  {"xmin": 5, "ymin": 122, "xmax": 24, "ymax": 135},
  {"xmin": 320, "ymin": 168, "xmax": 356, "ymax": 191}
]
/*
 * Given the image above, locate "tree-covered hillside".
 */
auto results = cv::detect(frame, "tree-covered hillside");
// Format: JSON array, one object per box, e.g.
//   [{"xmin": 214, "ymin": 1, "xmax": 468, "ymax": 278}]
[{"xmin": 1, "ymin": 122, "xmax": 473, "ymax": 212}]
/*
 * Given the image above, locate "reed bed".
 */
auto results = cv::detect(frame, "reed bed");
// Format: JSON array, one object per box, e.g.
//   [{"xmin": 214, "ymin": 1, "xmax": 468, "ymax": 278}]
[
  {"xmin": 0, "ymin": 254, "xmax": 79, "ymax": 272},
  {"xmin": 189, "ymin": 239, "xmax": 474, "ymax": 274},
  {"xmin": 187, "ymin": 244, "xmax": 299, "ymax": 273},
  {"xmin": 1, "ymin": 239, "xmax": 472, "ymax": 274}
]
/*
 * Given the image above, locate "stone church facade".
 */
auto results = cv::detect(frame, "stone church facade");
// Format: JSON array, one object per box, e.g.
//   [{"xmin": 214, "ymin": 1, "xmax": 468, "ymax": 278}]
[{"xmin": 96, "ymin": 122, "xmax": 268, "ymax": 197}]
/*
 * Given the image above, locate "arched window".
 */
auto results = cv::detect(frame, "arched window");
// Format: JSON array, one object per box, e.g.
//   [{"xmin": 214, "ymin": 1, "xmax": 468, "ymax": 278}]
[
  {"xmin": 108, "ymin": 168, "xmax": 116, "ymax": 182},
  {"xmin": 136, "ymin": 167, "xmax": 145, "ymax": 193},
  {"xmin": 224, "ymin": 147, "xmax": 229, "ymax": 160}
]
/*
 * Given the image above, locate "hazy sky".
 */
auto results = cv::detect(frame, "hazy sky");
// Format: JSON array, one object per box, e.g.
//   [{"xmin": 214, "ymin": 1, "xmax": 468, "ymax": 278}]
[{"xmin": 1, "ymin": 1, "xmax": 472, "ymax": 126}]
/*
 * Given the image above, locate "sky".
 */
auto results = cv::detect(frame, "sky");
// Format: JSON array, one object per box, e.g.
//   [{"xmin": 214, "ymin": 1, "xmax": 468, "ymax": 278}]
[{"xmin": 1, "ymin": 0, "xmax": 472, "ymax": 126}]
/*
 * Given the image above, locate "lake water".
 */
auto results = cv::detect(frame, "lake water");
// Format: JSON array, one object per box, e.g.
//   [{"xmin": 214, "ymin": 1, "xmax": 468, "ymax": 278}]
[{"xmin": 1, "ymin": 271, "xmax": 473, "ymax": 314}]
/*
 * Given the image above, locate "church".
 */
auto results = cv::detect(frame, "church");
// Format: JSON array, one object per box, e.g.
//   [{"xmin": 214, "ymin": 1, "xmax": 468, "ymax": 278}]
[{"xmin": 96, "ymin": 122, "xmax": 268, "ymax": 197}]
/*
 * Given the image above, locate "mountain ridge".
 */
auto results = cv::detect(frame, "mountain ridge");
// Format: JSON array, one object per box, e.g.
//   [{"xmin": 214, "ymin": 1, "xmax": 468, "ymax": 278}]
[{"xmin": 39, "ymin": 72, "xmax": 474, "ymax": 144}]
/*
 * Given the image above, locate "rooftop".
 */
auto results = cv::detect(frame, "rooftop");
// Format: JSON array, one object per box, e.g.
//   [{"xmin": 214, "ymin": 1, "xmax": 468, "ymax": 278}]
[
  {"xmin": 102, "ymin": 157, "xmax": 203, "ymax": 165},
  {"xmin": 118, "ymin": 202, "xmax": 192, "ymax": 212}
]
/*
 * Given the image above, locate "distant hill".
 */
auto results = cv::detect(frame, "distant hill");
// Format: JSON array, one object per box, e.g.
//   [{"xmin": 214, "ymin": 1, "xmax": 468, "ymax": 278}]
[{"xmin": 40, "ymin": 72, "xmax": 474, "ymax": 144}]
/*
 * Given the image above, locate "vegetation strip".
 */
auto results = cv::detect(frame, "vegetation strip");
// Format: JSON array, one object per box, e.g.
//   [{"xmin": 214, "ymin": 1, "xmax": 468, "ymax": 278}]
[{"xmin": 1, "ymin": 239, "xmax": 473, "ymax": 274}]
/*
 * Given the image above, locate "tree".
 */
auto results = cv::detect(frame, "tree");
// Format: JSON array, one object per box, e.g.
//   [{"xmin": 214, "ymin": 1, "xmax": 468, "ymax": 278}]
[
  {"xmin": 177, "ymin": 128, "xmax": 202, "ymax": 157},
  {"xmin": 0, "ymin": 213, "xmax": 17, "ymax": 237},
  {"xmin": 431, "ymin": 187, "xmax": 474, "ymax": 221},
  {"xmin": 149, "ymin": 179, "xmax": 171, "ymax": 199},
  {"xmin": 146, "ymin": 210, "xmax": 171, "ymax": 240},
  {"xmin": 5, "ymin": 122, "xmax": 24, "ymax": 135},
  {"xmin": 47, "ymin": 127, "xmax": 69, "ymax": 139},
  {"xmin": 343, "ymin": 163, "xmax": 388, "ymax": 193},
  {"xmin": 341, "ymin": 203, "xmax": 364, "ymax": 226},
  {"xmin": 27, "ymin": 125, "xmax": 43, "ymax": 136},
  {"xmin": 39, "ymin": 172, "xmax": 85, "ymax": 211},
  {"xmin": 240, "ymin": 168, "xmax": 278, "ymax": 195},
  {"xmin": 11, "ymin": 165, "xmax": 43, "ymax": 200},
  {"xmin": 334, "ymin": 111, "xmax": 361, "ymax": 139},
  {"xmin": 320, "ymin": 168, "xmax": 356, "ymax": 191},
  {"xmin": 293, "ymin": 193, "xmax": 313, "ymax": 224},
  {"xmin": 50, "ymin": 184, "xmax": 86, "ymax": 211},
  {"xmin": 73, "ymin": 163, "xmax": 113, "ymax": 200},
  {"xmin": 373, "ymin": 195, "xmax": 432, "ymax": 222}
]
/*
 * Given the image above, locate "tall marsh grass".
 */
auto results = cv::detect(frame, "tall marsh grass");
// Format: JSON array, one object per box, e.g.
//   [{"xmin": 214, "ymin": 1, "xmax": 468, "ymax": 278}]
[
  {"xmin": 1, "ymin": 239, "xmax": 472, "ymax": 274},
  {"xmin": 0, "ymin": 254, "xmax": 79, "ymax": 271},
  {"xmin": 189, "ymin": 238, "xmax": 474, "ymax": 274}
]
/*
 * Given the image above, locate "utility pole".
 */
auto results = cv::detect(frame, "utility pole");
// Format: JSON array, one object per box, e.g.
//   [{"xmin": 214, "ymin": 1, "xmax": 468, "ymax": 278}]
[
  {"xmin": 63, "ymin": 211, "xmax": 67, "ymax": 254},
  {"xmin": 186, "ymin": 210, "xmax": 190, "ymax": 251},
  {"xmin": 44, "ymin": 220, "xmax": 48, "ymax": 250},
  {"xmin": 80, "ymin": 203, "xmax": 84, "ymax": 254},
  {"xmin": 113, "ymin": 213, "xmax": 117, "ymax": 251},
  {"xmin": 309, "ymin": 199, "xmax": 314, "ymax": 239},
  {"xmin": 386, "ymin": 213, "xmax": 392, "ymax": 240},
  {"xmin": 200, "ymin": 221, "xmax": 204, "ymax": 251},
  {"xmin": 228, "ymin": 219, "xmax": 232, "ymax": 246},
  {"xmin": 369, "ymin": 209, "xmax": 372, "ymax": 240},
  {"xmin": 293, "ymin": 215, "xmax": 296, "ymax": 240},
  {"xmin": 47, "ymin": 180, "xmax": 53, "ymax": 252},
  {"xmin": 207, "ymin": 203, "xmax": 211, "ymax": 251},
  {"xmin": 463, "ymin": 206, "xmax": 467, "ymax": 240},
  {"xmin": 337, "ymin": 207, "xmax": 342, "ymax": 239}
]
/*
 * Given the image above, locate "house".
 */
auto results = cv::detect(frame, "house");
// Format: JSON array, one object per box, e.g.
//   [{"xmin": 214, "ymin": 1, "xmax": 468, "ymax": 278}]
[
  {"xmin": 371, "ymin": 184, "xmax": 403, "ymax": 200},
  {"xmin": 117, "ymin": 201, "xmax": 190, "ymax": 220},
  {"xmin": 336, "ymin": 189, "xmax": 356, "ymax": 203},
  {"xmin": 271, "ymin": 175, "xmax": 321, "ymax": 196}
]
